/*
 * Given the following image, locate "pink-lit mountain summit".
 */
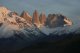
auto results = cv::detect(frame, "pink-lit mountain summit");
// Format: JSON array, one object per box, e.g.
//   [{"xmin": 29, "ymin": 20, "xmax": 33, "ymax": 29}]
[{"xmin": 0, "ymin": 6, "xmax": 73, "ymax": 36}]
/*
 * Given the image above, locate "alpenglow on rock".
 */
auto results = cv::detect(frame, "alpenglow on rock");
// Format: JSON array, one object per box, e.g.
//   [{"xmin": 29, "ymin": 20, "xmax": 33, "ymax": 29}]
[
  {"xmin": 20, "ymin": 11, "xmax": 32, "ymax": 25},
  {"xmin": 0, "ymin": 6, "xmax": 11, "ymax": 22},
  {"xmin": 0, "ymin": 6, "xmax": 33, "ymax": 30},
  {"xmin": 33, "ymin": 10, "xmax": 40, "ymax": 28},
  {"xmin": 0, "ymin": 6, "xmax": 73, "ymax": 38},
  {"xmin": 46, "ymin": 14, "xmax": 72, "ymax": 28},
  {"xmin": 0, "ymin": 6, "xmax": 73, "ymax": 33}
]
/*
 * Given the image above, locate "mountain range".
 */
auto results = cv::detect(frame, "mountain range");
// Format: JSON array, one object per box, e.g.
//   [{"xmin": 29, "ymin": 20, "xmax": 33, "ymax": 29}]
[
  {"xmin": 0, "ymin": 6, "xmax": 80, "ymax": 53},
  {"xmin": 0, "ymin": 6, "xmax": 72, "ymax": 28},
  {"xmin": 0, "ymin": 6, "xmax": 73, "ymax": 36}
]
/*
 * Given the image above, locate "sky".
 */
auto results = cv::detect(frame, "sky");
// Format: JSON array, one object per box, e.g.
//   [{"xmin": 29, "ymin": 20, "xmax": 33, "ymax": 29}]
[{"xmin": 0, "ymin": 0, "xmax": 80, "ymax": 24}]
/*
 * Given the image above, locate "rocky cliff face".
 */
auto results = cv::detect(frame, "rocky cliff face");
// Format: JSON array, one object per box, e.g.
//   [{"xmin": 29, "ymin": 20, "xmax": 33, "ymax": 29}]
[
  {"xmin": 46, "ymin": 14, "xmax": 72, "ymax": 28},
  {"xmin": 0, "ymin": 6, "xmax": 32, "ymax": 31},
  {"xmin": 0, "ymin": 6, "xmax": 73, "ymax": 29},
  {"xmin": 64, "ymin": 16, "xmax": 72, "ymax": 26},
  {"xmin": 39, "ymin": 12, "xmax": 46, "ymax": 27},
  {"xmin": 20, "ymin": 11, "xmax": 32, "ymax": 25},
  {"xmin": 33, "ymin": 10, "xmax": 40, "ymax": 28},
  {"xmin": 0, "ymin": 6, "xmax": 11, "ymax": 23}
]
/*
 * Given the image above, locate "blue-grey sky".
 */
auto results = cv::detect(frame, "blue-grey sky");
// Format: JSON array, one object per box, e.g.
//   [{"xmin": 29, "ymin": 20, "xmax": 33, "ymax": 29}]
[{"xmin": 0, "ymin": 0, "xmax": 80, "ymax": 24}]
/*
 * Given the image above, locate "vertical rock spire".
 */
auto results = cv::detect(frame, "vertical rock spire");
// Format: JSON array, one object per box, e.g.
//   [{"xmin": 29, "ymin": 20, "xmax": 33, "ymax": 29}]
[
  {"xmin": 33, "ymin": 10, "xmax": 40, "ymax": 28},
  {"xmin": 39, "ymin": 12, "xmax": 46, "ymax": 27}
]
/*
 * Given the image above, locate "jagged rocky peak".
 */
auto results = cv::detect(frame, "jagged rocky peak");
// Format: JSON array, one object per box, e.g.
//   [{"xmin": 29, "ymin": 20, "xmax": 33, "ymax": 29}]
[
  {"xmin": 0, "ymin": 6, "xmax": 20, "ymax": 30},
  {"xmin": 0, "ymin": 6, "xmax": 10, "ymax": 15},
  {"xmin": 20, "ymin": 11, "xmax": 32, "ymax": 24},
  {"xmin": 0, "ymin": 6, "xmax": 11, "ymax": 22},
  {"xmin": 0, "ymin": 6, "xmax": 73, "ymax": 29},
  {"xmin": 46, "ymin": 14, "xmax": 72, "ymax": 28},
  {"xmin": 39, "ymin": 12, "xmax": 46, "ymax": 27},
  {"xmin": 33, "ymin": 10, "xmax": 40, "ymax": 28},
  {"xmin": 0, "ymin": 6, "xmax": 33, "ymax": 30}
]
